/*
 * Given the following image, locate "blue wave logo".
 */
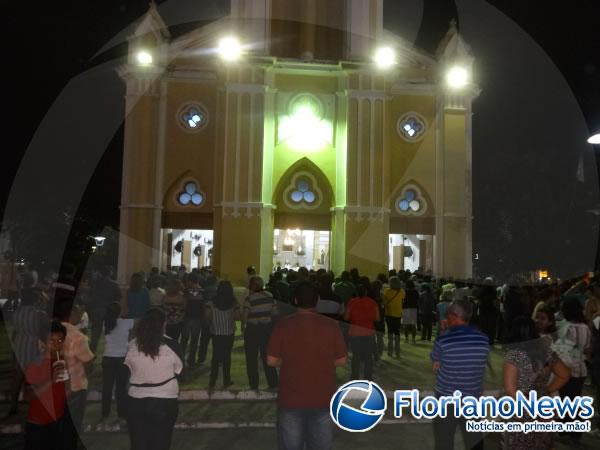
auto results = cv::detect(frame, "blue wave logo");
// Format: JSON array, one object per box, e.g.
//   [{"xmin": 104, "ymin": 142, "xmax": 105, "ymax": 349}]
[{"xmin": 330, "ymin": 380, "xmax": 387, "ymax": 432}]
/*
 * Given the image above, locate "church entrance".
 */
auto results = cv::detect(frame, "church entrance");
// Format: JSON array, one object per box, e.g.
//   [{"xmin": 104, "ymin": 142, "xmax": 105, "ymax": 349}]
[
  {"xmin": 162, "ymin": 228, "xmax": 214, "ymax": 271},
  {"xmin": 389, "ymin": 234, "xmax": 433, "ymax": 273},
  {"xmin": 273, "ymin": 228, "xmax": 330, "ymax": 271}
]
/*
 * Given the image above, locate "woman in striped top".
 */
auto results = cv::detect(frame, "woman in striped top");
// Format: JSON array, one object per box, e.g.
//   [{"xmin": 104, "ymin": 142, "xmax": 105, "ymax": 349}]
[{"xmin": 205, "ymin": 281, "xmax": 240, "ymax": 389}]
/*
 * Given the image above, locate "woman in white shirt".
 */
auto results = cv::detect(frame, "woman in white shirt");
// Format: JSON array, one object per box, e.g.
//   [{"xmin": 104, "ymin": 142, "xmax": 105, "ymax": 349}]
[
  {"xmin": 124, "ymin": 308, "xmax": 182, "ymax": 450},
  {"xmin": 101, "ymin": 302, "xmax": 134, "ymax": 418}
]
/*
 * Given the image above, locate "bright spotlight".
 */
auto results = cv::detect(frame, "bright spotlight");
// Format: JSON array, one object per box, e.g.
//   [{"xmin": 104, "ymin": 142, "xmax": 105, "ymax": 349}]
[
  {"xmin": 278, "ymin": 102, "xmax": 332, "ymax": 151},
  {"xmin": 218, "ymin": 37, "xmax": 242, "ymax": 61},
  {"xmin": 373, "ymin": 46, "xmax": 396, "ymax": 69},
  {"xmin": 136, "ymin": 51, "xmax": 153, "ymax": 66},
  {"xmin": 588, "ymin": 133, "xmax": 600, "ymax": 144},
  {"xmin": 446, "ymin": 66, "xmax": 469, "ymax": 88}
]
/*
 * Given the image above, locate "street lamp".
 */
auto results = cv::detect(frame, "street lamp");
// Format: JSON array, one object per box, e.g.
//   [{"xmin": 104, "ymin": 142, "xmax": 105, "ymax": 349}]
[
  {"xmin": 588, "ymin": 133, "xmax": 600, "ymax": 144},
  {"xmin": 588, "ymin": 133, "xmax": 600, "ymax": 275},
  {"xmin": 89, "ymin": 236, "xmax": 106, "ymax": 247}
]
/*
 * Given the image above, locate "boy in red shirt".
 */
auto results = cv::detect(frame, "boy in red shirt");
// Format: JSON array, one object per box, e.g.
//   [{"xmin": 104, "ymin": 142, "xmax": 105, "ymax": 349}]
[{"xmin": 24, "ymin": 321, "xmax": 69, "ymax": 450}]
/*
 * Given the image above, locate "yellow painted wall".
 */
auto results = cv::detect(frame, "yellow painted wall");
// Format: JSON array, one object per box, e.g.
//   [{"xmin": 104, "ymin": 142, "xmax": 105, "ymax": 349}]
[
  {"xmin": 124, "ymin": 95, "xmax": 158, "ymax": 205},
  {"xmin": 388, "ymin": 94, "xmax": 436, "ymax": 212},
  {"xmin": 162, "ymin": 80, "xmax": 218, "ymax": 212},
  {"xmin": 213, "ymin": 213, "xmax": 263, "ymax": 283},
  {"xmin": 345, "ymin": 217, "xmax": 389, "ymax": 277}
]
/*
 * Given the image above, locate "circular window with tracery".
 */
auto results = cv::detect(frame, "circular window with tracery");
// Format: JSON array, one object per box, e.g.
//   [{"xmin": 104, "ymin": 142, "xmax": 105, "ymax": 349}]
[
  {"xmin": 178, "ymin": 103, "xmax": 208, "ymax": 132},
  {"xmin": 397, "ymin": 113, "xmax": 427, "ymax": 142},
  {"xmin": 177, "ymin": 181, "xmax": 205, "ymax": 207}
]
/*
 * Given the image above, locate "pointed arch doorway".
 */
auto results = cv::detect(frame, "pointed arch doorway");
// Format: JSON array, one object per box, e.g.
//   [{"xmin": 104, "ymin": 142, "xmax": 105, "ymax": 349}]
[{"xmin": 272, "ymin": 158, "xmax": 335, "ymax": 271}]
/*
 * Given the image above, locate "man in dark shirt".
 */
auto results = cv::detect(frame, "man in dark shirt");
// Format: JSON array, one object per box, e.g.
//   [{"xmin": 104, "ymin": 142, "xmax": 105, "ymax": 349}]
[
  {"xmin": 89, "ymin": 266, "xmax": 121, "ymax": 352},
  {"xmin": 180, "ymin": 273, "xmax": 205, "ymax": 368},
  {"xmin": 268, "ymin": 281, "xmax": 347, "ymax": 450}
]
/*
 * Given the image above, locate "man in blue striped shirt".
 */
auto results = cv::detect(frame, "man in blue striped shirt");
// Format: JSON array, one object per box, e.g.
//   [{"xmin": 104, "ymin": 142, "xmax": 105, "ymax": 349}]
[{"xmin": 431, "ymin": 298, "xmax": 489, "ymax": 450}]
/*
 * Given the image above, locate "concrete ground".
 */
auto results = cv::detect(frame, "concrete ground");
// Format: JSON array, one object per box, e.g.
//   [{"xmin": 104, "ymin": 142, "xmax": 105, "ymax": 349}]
[{"xmin": 1, "ymin": 321, "xmax": 599, "ymax": 449}]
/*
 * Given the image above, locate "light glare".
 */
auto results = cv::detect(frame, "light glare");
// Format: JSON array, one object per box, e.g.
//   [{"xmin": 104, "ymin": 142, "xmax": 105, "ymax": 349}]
[
  {"xmin": 278, "ymin": 102, "xmax": 332, "ymax": 151},
  {"xmin": 373, "ymin": 46, "xmax": 396, "ymax": 69},
  {"xmin": 447, "ymin": 66, "xmax": 469, "ymax": 88},
  {"xmin": 218, "ymin": 37, "xmax": 242, "ymax": 61},
  {"xmin": 136, "ymin": 51, "xmax": 153, "ymax": 65}
]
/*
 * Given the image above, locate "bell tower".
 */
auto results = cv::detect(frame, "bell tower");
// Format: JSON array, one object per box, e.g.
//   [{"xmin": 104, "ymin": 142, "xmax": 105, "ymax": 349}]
[{"xmin": 230, "ymin": 0, "xmax": 383, "ymax": 61}]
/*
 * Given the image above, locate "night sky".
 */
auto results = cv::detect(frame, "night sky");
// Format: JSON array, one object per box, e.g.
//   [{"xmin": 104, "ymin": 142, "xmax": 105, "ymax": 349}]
[{"xmin": 2, "ymin": 0, "xmax": 600, "ymax": 280}]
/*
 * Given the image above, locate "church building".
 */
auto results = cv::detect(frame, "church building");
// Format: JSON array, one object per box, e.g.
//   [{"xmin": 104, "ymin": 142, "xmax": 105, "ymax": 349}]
[{"xmin": 117, "ymin": 0, "xmax": 479, "ymax": 284}]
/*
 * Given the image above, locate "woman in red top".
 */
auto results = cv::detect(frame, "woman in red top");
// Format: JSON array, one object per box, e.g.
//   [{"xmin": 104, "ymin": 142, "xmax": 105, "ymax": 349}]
[
  {"xmin": 24, "ymin": 320, "xmax": 69, "ymax": 450},
  {"xmin": 344, "ymin": 277, "xmax": 380, "ymax": 380}
]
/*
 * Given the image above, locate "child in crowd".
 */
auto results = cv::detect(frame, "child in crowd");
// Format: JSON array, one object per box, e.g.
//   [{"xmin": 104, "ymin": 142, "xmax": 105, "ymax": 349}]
[{"xmin": 24, "ymin": 321, "xmax": 70, "ymax": 450}]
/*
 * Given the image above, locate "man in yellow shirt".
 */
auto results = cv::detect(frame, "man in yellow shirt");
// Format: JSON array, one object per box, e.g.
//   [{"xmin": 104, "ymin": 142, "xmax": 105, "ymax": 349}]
[{"xmin": 382, "ymin": 277, "xmax": 404, "ymax": 358}]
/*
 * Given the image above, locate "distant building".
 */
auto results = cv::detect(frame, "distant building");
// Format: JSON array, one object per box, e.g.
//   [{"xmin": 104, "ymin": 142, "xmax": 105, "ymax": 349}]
[{"xmin": 118, "ymin": 1, "xmax": 479, "ymax": 284}]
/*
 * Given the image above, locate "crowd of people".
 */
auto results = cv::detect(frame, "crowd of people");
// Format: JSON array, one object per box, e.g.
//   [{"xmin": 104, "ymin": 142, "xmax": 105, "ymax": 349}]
[{"xmin": 3, "ymin": 262, "xmax": 600, "ymax": 450}]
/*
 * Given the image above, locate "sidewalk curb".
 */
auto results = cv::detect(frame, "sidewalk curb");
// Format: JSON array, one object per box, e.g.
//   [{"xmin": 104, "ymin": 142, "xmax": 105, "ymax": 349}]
[
  {"xmin": 0, "ymin": 417, "xmax": 435, "ymax": 435},
  {"xmin": 1, "ymin": 389, "xmax": 502, "ymax": 403}
]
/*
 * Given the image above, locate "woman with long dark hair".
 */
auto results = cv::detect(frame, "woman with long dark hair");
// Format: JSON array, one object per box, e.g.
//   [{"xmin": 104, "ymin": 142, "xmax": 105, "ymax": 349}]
[
  {"xmin": 101, "ymin": 302, "xmax": 134, "ymax": 418},
  {"xmin": 205, "ymin": 281, "xmax": 240, "ymax": 389},
  {"xmin": 501, "ymin": 317, "xmax": 570, "ymax": 450},
  {"xmin": 124, "ymin": 308, "xmax": 182, "ymax": 450}
]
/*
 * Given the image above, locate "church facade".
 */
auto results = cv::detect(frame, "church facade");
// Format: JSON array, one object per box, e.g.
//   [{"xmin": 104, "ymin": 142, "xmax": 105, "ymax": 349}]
[{"xmin": 117, "ymin": 0, "xmax": 479, "ymax": 284}]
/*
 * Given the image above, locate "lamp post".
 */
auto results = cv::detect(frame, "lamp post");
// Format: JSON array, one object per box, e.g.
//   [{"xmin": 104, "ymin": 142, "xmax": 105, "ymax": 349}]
[
  {"xmin": 589, "ymin": 133, "xmax": 600, "ymax": 274},
  {"xmin": 588, "ymin": 133, "xmax": 600, "ymax": 145}
]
